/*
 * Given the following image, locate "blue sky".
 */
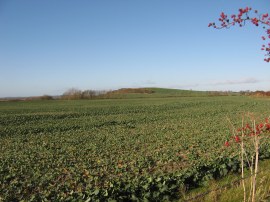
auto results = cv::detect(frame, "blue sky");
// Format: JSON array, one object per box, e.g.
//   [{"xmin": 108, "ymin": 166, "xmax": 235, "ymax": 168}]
[{"xmin": 0, "ymin": 0, "xmax": 269, "ymax": 97}]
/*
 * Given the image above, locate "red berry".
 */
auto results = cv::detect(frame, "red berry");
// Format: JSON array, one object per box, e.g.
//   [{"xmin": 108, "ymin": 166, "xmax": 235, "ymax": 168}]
[{"xmin": 224, "ymin": 141, "xmax": 230, "ymax": 147}]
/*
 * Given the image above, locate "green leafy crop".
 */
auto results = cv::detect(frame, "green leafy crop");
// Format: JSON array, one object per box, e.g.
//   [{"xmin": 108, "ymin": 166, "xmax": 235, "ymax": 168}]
[{"xmin": 0, "ymin": 96, "xmax": 270, "ymax": 201}]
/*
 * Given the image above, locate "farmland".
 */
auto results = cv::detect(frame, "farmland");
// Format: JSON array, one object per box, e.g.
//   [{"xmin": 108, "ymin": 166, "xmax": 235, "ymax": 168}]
[{"xmin": 1, "ymin": 93, "xmax": 270, "ymax": 201}]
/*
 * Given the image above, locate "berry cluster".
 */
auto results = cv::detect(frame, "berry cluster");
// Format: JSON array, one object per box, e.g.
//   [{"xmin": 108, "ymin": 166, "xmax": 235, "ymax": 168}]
[
  {"xmin": 209, "ymin": 7, "xmax": 270, "ymax": 62},
  {"xmin": 225, "ymin": 118, "xmax": 270, "ymax": 147}
]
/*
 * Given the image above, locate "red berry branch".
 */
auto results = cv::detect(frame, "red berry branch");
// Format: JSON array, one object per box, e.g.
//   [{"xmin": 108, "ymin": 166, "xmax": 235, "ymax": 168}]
[
  {"xmin": 224, "ymin": 117, "xmax": 270, "ymax": 147},
  {"xmin": 224, "ymin": 115, "xmax": 270, "ymax": 201},
  {"xmin": 209, "ymin": 7, "xmax": 270, "ymax": 62}
]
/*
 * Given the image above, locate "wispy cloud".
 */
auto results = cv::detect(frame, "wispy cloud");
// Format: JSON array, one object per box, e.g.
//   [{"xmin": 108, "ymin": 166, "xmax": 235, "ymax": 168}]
[
  {"xmin": 211, "ymin": 78, "xmax": 260, "ymax": 85},
  {"xmin": 169, "ymin": 77, "xmax": 262, "ymax": 90}
]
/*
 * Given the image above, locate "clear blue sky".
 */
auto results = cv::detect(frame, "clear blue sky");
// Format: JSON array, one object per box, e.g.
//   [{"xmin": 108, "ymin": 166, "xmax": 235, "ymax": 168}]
[{"xmin": 0, "ymin": 0, "xmax": 269, "ymax": 97}]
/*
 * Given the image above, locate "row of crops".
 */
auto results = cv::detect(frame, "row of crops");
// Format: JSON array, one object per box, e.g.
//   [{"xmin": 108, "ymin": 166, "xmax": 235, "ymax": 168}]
[{"xmin": 1, "ymin": 96, "xmax": 270, "ymax": 201}]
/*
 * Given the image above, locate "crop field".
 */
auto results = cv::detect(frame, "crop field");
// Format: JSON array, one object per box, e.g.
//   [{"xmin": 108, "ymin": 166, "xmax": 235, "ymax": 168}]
[{"xmin": 1, "ymin": 95, "xmax": 270, "ymax": 201}]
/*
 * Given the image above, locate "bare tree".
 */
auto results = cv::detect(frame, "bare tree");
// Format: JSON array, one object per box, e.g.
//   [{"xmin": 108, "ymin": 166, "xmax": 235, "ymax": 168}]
[{"xmin": 62, "ymin": 88, "xmax": 82, "ymax": 100}]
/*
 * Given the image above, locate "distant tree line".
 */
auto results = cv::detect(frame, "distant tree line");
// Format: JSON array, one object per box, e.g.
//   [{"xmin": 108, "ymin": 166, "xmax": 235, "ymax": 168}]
[
  {"xmin": 60, "ymin": 88, "xmax": 154, "ymax": 100},
  {"xmin": 248, "ymin": 90, "xmax": 270, "ymax": 97},
  {"xmin": 61, "ymin": 88, "xmax": 108, "ymax": 100},
  {"xmin": 207, "ymin": 91, "xmax": 233, "ymax": 96},
  {"xmin": 22, "ymin": 95, "xmax": 54, "ymax": 101},
  {"xmin": 242, "ymin": 90, "xmax": 270, "ymax": 97}
]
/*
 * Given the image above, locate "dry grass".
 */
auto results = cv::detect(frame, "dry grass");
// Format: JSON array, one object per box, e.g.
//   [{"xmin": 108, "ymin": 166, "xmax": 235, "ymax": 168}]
[{"xmin": 181, "ymin": 159, "xmax": 270, "ymax": 202}]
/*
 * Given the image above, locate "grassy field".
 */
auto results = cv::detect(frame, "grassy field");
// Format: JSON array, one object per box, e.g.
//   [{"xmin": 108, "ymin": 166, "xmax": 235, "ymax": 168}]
[{"xmin": 1, "ymin": 93, "xmax": 270, "ymax": 201}]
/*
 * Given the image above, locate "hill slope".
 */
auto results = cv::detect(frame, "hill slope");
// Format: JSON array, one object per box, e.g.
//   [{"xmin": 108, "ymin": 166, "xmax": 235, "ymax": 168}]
[{"xmin": 103, "ymin": 87, "xmax": 210, "ymax": 99}]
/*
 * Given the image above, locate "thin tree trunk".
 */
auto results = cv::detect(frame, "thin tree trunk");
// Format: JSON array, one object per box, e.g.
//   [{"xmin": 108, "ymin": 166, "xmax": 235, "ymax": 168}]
[
  {"xmin": 252, "ymin": 135, "xmax": 259, "ymax": 202},
  {"xmin": 241, "ymin": 117, "xmax": 246, "ymax": 202},
  {"xmin": 249, "ymin": 156, "xmax": 254, "ymax": 202}
]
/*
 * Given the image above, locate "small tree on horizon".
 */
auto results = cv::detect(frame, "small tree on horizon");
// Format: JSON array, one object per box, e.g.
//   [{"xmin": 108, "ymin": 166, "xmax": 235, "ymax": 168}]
[{"xmin": 62, "ymin": 88, "xmax": 82, "ymax": 100}]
